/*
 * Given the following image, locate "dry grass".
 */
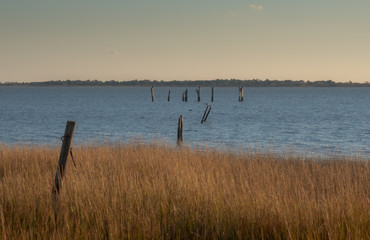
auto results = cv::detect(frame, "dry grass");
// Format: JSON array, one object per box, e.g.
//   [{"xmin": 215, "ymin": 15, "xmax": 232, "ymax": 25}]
[{"xmin": 0, "ymin": 141, "xmax": 369, "ymax": 239}]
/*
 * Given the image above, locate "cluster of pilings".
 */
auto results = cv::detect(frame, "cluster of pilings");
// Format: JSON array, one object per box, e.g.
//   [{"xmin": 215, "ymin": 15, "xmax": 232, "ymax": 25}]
[
  {"xmin": 149, "ymin": 86, "xmax": 245, "ymax": 146},
  {"xmin": 151, "ymin": 86, "xmax": 242, "ymax": 102}
]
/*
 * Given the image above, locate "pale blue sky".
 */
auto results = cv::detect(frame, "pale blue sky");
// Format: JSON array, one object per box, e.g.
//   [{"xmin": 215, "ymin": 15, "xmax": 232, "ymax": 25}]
[{"xmin": 1, "ymin": 0, "xmax": 369, "ymax": 82}]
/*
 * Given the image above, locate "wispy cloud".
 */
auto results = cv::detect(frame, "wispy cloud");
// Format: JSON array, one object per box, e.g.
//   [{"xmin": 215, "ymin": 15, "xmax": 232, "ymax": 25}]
[{"xmin": 250, "ymin": 4, "xmax": 263, "ymax": 11}]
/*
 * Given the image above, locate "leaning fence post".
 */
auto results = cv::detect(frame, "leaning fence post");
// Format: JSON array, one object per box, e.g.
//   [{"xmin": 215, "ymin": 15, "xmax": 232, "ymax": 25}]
[
  {"xmin": 177, "ymin": 115, "xmax": 183, "ymax": 145},
  {"xmin": 52, "ymin": 121, "xmax": 76, "ymax": 203}
]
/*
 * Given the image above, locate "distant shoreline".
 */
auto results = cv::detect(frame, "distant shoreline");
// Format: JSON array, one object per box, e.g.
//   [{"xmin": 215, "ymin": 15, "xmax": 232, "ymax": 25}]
[{"xmin": 1, "ymin": 79, "xmax": 370, "ymax": 87}]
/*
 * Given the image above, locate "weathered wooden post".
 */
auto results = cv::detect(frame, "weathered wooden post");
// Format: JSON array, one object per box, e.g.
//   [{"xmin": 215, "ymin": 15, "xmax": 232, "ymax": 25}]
[
  {"xmin": 177, "ymin": 115, "xmax": 183, "ymax": 145},
  {"xmin": 151, "ymin": 86, "xmax": 154, "ymax": 102},
  {"xmin": 168, "ymin": 90, "xmax": 171, "ymax": 102},
  {"xmin": 52, "ymin": 121, "xmax": 76, "ymax": 202},
  {"xmin": 201, "ymin": 105, "xmax": 212, "ymax": 123},
  {"xmin": 196, "ymin": 86, "xmax": 200, "ymax": 102},
  {"xmin": 238, "ymin": 86, "xmax": 244, "ymax": 101},
  {"xmin": 240, "ymin": 86, "xmax": 244, "ymax": 101},
  {"xmin": 211, "ymin": 87, "xmax": 214, "ymax": 102},
  {"xmin": 201, "ymin": 105, "xmax": 208, "ymax": 123},
  {"xmin": 238, "ymin": 86, "xmax": 240, "ymax": 101},
  {"xmin": 185, "ymin": 88, "xmax": 188, "ymax": 102},
  {"xmin": 205, "ymin": 105, "xmax": 212, "ymax": 122}
]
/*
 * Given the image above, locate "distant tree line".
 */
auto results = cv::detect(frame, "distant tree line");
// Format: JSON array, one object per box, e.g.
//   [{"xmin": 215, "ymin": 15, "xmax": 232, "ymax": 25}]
[{"xmin": 1, "ymin": 79, "xmax": 370, "ymax": 87}]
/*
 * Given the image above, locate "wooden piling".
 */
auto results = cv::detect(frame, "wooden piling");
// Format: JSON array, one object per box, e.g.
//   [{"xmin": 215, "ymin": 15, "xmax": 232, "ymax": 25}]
[
  {"xmin": 211, "ymin": 87, "xmax": 214, "ymax": 102},
  {"xmin": 151, "ymin": 86, "xmax": 154, "ymax": 102},
  {"xmin": 240, "ymin": 86, "xmax": 244, "ymax": 101},
  {"xmin": 182, "ymin": 89, "xmax": 188, "ymax": 102},
  {"xmin": 201, "ymin": 106, "xmax": 208, "ymax": 123},
  {"xmin": 201, "ymin": 105, "xmax": 212, "ymax": 123},
  {"xmin": 52, "ymin": 121, "xmax": 76, "ymax": 201},
  {"xmin": 177, "ymin": 115, "xmax": 183, "ymax": 145},
  {"xmin": 196, "ymin": 86, "xmax": 200, "ymax": 102},
  {"xmin": 205, "ymin": 105, "xmax": 212, "ymax": 122},
  {"xmin": 168, "ymin": 90, "xmax": 171, "ymax": 102},
  {"xmin": 238, "ymin": 86, "xmax": 244, "ymax": 102}
]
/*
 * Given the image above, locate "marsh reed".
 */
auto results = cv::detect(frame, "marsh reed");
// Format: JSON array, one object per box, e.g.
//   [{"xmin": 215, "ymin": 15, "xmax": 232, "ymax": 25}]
[{"xmin": 0, "ymin": 142, "xmax": 369, "ymax": 239}]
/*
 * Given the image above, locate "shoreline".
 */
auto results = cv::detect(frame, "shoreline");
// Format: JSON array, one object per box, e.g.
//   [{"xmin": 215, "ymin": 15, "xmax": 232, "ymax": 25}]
[
  {"xmin": 2, "ymin": 79, "xmax": 370, "ymax": 87},
  {"xmin": 1, "ymin": 140, "xmax": 369, "ymax": 160}
]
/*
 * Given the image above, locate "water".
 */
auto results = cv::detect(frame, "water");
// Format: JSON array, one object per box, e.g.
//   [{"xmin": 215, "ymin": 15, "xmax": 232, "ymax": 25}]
[{"xmin": 1, "ymin": 86, "xmax": 369, "ymax": 156}]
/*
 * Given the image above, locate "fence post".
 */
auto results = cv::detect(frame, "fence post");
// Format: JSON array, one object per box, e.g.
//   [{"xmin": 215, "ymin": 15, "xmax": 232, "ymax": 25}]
[
  {"xmin": 52, "ymin": 121, "xmax": 76, "ymax": 203},
  {"xmin": 177, "ymin": 115, "xmax": 183, "ymax": 145}
]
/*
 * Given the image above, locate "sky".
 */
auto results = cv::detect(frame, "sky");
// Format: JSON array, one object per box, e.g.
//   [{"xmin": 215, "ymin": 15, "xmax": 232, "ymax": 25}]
[{"xmin": 1, "ymin": 0, "xmax": 370, "ymax": 83}]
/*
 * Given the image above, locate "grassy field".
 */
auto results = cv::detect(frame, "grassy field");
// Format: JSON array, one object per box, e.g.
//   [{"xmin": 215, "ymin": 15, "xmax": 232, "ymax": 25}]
[{"xmin": 0, "ymin": 141, "xmax": 369, "ymax": 239}]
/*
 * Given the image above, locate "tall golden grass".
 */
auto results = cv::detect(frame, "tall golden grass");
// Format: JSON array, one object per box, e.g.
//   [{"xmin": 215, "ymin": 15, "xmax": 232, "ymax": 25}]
[{"xmin": 0, "ymin": 141, "xmax": 369, "ymax": 239}]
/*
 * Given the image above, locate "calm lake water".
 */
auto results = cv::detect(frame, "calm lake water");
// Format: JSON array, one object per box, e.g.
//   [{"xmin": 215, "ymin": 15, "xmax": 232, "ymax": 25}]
[{"xmin": 1, "ymin": 87, "xmax": 369, "ymax": 156}]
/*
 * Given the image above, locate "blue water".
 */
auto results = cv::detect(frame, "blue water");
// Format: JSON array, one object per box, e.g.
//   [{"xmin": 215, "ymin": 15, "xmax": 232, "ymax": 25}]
[{"xmin": 1, "ymin": 87, "xmax": 369, "ymax": 156}]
